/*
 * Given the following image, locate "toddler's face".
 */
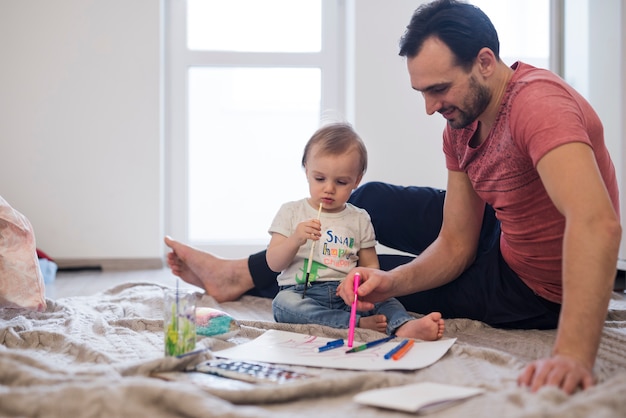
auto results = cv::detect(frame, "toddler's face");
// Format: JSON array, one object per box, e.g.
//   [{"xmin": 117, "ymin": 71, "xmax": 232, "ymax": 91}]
[{"xmin": 305, "ymin": 146, "xmax": 362, "ymax": 213}]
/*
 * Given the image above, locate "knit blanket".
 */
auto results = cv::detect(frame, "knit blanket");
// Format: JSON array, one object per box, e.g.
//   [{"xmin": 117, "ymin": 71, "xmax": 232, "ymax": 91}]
[{"xmin": 1, "ymin": 281, "xmax": 626, "ymax": 417}]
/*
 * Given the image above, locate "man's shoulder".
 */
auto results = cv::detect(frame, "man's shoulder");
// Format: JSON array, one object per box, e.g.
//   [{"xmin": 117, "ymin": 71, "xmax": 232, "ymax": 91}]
[{"xmin": 510, "ymin": 62, "xmax": 569, "ymax": 94}]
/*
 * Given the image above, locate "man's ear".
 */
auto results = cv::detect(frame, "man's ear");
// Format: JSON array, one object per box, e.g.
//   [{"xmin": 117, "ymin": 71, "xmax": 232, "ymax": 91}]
[{"xmin": 476, "ymin": 47, "xmax": 497, "ymax": 77}]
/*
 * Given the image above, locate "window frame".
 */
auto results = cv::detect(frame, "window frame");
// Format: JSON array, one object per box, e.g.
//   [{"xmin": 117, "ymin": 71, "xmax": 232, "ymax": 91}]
[{"xmin": 165, "ymin": 0, "xmax": 346, "ymax": 256}]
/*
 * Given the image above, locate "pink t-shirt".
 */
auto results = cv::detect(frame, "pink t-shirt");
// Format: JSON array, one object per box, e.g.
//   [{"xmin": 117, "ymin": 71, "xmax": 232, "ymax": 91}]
[{"xmin": 443, "ymin": 62, "xmax": 619, "ymax": 303}]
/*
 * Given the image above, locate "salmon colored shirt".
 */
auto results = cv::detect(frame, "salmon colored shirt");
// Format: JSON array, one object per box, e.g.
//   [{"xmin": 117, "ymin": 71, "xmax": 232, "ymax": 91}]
[{"xmin": 443, "ymin": 62, "xmax": 620, "ymax": 303}]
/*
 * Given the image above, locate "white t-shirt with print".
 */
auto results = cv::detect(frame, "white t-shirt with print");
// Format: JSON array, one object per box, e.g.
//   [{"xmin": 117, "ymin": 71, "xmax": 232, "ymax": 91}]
[{"xmin": 268, "ymin": 199, "xmax": 377, "ymax": 287}]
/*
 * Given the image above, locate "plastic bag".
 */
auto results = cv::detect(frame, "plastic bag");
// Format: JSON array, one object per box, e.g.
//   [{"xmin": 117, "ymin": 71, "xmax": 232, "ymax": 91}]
[{"xmin": 0, "ymin": 195, "xmax": 46, "ymax": 311}]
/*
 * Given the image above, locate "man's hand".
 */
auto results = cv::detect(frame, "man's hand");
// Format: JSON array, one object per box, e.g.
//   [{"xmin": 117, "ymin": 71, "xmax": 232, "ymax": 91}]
[
  {"xmin": 518, "ymin": 354, "xmax": 595, "ymax": 394},
  {"xmin": 336, "ymin": 268, "xmax": 395, "ymax": 310}
]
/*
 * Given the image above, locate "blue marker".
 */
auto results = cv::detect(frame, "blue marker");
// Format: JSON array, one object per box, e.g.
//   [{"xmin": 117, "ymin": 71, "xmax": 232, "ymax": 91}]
[
  {"xmin": 383, "ymin": 339, "xmax": 409, "ymax": 360},
  {"xmin": 318, "ymin": 338, "xmax": 344, "ymax": 352}
]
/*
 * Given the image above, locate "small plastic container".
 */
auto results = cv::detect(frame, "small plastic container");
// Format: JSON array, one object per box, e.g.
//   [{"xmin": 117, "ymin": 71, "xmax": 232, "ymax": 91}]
[{"xmin": 164, "ymin": 288, "xmax": 197, "ymax": 356}]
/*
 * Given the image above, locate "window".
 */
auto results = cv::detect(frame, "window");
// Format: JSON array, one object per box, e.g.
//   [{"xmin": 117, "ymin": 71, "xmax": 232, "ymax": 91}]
[
  {"xmin": 166, "ymin": 0, "xmax": 345, "ymax": 255},
  {"xmin": 469, "ymin": 0, "xmax": 552, "ymax": 71},
  {"xmin": 166, "ymin": 1, "xmax": 557, "ymax": 257}
]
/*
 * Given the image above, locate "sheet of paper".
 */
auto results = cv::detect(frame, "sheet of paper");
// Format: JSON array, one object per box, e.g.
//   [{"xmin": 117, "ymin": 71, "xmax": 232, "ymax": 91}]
[
  {"xmin": 214, "ymin": 329, "xmax": 455, "ymax": 371},
  {"xmin": 353, "ymin": 382, "xmax": 485, "ymax": 413}
]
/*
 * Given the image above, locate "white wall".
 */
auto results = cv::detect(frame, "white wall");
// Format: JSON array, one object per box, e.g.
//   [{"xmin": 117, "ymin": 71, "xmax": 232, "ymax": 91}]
[{"xmin": 0, "ymin": 0, "xmax": 163, "ymax": 266}]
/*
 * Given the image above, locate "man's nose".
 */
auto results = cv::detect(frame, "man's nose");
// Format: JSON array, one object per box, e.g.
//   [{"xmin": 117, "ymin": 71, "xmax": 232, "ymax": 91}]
[{"xmin": 424, "ymin": 94, "xmax": 442, "ymax": 115}]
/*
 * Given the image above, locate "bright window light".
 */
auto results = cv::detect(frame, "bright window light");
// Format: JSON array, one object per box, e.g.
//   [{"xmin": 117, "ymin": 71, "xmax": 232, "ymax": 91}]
[
  {"xmin": 187, "ymin": 0, "xmax": 321, "ymax": 52},
  {"xmin": 187, "ymin": 67, "xmax": 321, "ymax": 243},
  {"xmin": 470, "ymin": 0, "xmax": 550, "ymax": 69}
]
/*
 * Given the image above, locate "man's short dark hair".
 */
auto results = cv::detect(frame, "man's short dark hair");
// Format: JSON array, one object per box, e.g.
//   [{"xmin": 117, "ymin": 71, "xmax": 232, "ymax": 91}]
[{"xmin": 399, "ymin": 0, "xmax": 500, "ymax": 71}]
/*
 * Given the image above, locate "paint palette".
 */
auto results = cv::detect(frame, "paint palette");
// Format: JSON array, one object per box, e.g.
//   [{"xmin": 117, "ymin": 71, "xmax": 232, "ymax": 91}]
[{"xmin": 193, "ymin": 359, "xmax": 313, "ymax": 384}]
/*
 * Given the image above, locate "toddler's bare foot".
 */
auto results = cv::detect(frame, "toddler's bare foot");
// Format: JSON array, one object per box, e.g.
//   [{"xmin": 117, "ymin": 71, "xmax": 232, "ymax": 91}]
[
  {"xmin": 164, "ymin": 236, "xmax": 254, "ymax": 302},
  {"xmin": 395, "ymin": 312, "xmax": 445, "ymax": 341},
  {"xmin": 358, "ymin": 314, "xmax": 388, "ymax": 333}
]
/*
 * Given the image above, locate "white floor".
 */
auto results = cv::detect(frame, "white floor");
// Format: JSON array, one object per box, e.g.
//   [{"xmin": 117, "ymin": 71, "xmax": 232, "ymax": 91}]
[
  {"xmin": 45, "ymin": 268, "xmax": 197, "ymax": 299},
  {"xmin": 45, "ymin": 267, "xmax": 626, "ymax": 300}
]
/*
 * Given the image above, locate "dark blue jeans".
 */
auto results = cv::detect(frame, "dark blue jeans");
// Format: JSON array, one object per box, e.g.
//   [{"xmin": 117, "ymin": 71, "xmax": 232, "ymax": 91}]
[
  {"xmin": 247, "ymin": 182, "xmax": 560, "ymax": 329},
  {"xmin": 272, "ymin": 281, "xmax": 414, "ymax": 335}
]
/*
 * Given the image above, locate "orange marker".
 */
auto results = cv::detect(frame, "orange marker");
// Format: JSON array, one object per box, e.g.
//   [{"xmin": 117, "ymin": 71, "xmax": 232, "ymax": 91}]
[{"xmin": 391, "ymin": 338, "xmax": 415, "ymax": 361}]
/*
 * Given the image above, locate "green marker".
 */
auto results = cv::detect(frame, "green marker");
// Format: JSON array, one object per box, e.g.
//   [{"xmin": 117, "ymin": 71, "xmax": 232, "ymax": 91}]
[{"xmin": 345, "ymin": 335, "xmax": 396, "ymax": 354}]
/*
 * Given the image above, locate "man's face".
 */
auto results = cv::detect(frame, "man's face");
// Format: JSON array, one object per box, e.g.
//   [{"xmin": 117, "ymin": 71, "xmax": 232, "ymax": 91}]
[{"xmin": 407, "ymin": 37, "xmax": 491, "ymax": 129}]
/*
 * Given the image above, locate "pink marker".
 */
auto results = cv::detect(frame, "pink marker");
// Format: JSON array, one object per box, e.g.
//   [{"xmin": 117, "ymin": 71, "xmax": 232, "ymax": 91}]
[{"xmin": 347, "ymin": 272, "xmax": 360, "ymax": 347}]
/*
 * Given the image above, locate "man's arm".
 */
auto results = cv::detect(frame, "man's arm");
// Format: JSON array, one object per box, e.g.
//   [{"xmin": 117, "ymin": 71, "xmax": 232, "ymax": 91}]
[
  {"xmin": 390, "ymin": 170, "xmax": 486, "ymax": 293},
  {"xmin": 519, "ymin": 142, "xmax": 621, "ymax": 393},
  {"xmin": 338, "ymin": 170, "xmax": 485, "ymax": 307}
]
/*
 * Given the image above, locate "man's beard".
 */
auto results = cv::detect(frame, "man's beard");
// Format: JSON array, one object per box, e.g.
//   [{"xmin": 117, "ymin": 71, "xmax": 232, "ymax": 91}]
[{"xmin": 447, "ymin": 75, "xmax": 491, "ymax": 129}]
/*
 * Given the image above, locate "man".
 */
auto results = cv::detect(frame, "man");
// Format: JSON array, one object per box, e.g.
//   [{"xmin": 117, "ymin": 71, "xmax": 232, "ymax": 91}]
[{"xmin": 165, "ymin": 0, "xmax": 621, "ymax": 394}]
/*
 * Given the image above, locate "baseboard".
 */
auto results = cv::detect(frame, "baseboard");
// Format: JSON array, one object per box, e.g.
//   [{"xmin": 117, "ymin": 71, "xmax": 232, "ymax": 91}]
[
  {"xmin": 618, "ymin": 258, "xmax": 626, "ymax": 272},
  {"xmin": 55, "ymin": 258, "xmax": 164, "ymax": 271}
]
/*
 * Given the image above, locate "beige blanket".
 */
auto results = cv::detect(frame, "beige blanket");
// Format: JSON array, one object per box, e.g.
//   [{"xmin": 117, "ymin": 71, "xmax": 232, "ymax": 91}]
[{"xmin": 1, "ymin": 282, "xmax": 626, "ymax": 417}]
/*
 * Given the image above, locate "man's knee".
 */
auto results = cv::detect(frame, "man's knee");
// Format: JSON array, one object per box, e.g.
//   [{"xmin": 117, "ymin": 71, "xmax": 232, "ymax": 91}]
[{"xmin": 349, "ymin": 181, "xmax": 391, "ymax": 213}]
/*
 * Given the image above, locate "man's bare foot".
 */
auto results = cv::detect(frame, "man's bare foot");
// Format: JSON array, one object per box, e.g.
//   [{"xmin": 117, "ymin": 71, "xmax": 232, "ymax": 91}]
[
  {"xmin": 163, "ymin": 236, "xmax": 254, "ymax": 302},
  {"xmin": 358, "ymin": 314, "xmax": 388, "ymax": 333},
  {"xmin": 395, "ymin": 312, "xmax": 445, "ymax": 341}
]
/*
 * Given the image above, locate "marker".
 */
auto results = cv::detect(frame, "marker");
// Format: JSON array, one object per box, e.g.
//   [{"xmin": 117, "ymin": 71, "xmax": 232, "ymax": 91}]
[
  {"xmin": 391, "ymin": 338, "xmax": 415, "ymax": 361},
  {"xmin": 345, "ymin": 335, "xmax": 396, "ymax": 354},
  {"xmin": 318, "ymin": 339, "xmax": 344, "ymax": 352},
  {"xmin": 383, "ymin": 339, "xmax": 409, "ymax": 360},
  {"xmin": 347, "ymin": 272, "xmax": 361, "ymax": 347},
  {"xmin": 302, "ymin": 202, "xmax": 323, "ymax": 299}
]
